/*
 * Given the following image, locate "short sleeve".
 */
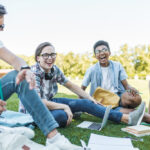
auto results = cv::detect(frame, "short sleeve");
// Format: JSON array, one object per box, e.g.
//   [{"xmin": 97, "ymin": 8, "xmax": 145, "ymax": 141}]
[
  {"xmin": 56, "ymin": 67, "xmax": 68, "ymax": 85},
  {"xmin": 82, "ymin": 68, "xmax": 92, "ymax": 87},
  {"xmin": 119, "ymin": 63, "xmax": 128, "ymax": 81}
]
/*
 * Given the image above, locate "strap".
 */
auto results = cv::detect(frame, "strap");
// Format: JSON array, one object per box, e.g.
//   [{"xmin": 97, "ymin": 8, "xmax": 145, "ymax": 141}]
[{"xmin": 0, "ymin": 80, "xmax": 4, "ymax": 100}]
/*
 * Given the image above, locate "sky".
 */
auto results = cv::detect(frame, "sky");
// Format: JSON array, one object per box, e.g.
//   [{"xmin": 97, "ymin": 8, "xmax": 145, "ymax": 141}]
[{"xmin": 0, "ymin": 0, "xmax": 150, "ymax": 56}]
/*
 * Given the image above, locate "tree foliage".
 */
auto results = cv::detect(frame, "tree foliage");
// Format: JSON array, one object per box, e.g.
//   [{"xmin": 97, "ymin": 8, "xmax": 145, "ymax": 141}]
[{"xmin": 0, "ymin": 44, "xmax": 150, "ymax": 79}]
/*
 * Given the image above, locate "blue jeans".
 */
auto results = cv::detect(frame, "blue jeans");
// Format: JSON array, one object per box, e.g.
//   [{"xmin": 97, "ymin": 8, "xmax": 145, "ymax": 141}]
[
  {"xmin": 51, "ymin": 97, "xmax": 123, "ymax": 127},
  {"xmin": 0, "ymin": 70, "xmax": 58, "ymax": 136}
]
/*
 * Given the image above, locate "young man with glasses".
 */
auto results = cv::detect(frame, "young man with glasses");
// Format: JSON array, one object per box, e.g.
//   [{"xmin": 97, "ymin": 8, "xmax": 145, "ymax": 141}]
[
  {"xmin": 0, "ymin": 4, "xmax": 84, "ymax": 150},
  {"xmin": 19, "ymin": 41, "xmax": 146, "ymax": 128},
  {"xmin": 81, "ymin": 40, "xmax": 150, "ymax": 123}
]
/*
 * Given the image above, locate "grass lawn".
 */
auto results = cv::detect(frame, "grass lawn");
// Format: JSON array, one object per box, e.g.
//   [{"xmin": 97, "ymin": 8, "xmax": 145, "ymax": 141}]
[{"xmin": 5, "ymin": 79, "xmax": 150, "ymax": 150}]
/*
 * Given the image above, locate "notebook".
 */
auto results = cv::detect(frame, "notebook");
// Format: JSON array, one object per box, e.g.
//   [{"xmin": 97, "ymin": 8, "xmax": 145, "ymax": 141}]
[{"xmin": 77, "ymin": 105, "xmax": 111, "ymax": 131}]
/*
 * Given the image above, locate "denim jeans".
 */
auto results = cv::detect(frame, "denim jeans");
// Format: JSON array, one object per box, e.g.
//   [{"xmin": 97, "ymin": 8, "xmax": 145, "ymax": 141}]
[
  {"xmin": 0, "ymin": 70, "xmax": 58, "ymax": 136},
  {"xmin": 51, "ymin": 97, "xmax": 123, "ymax": 127}
]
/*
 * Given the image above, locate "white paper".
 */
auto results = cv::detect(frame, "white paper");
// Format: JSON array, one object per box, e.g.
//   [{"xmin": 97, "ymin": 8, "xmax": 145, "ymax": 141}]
[{"xmin": 88, "ymin": 133, "xmax": 138, "ymax": 150}]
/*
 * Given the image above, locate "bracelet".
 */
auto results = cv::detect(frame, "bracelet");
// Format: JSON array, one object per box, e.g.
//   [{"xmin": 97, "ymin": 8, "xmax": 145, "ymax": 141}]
[{"xmin": 20, "ymin": 66, "xmax": 31, "ymax": 71}]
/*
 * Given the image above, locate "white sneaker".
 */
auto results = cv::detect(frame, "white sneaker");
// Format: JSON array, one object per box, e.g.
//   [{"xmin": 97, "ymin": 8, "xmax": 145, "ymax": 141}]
[
  {"xmin": 45, "ymin": 144, "xmax": 60, "ymax": 150},
  {"xmin": 0, "ymin": 125, "xmax": 35, "ymax": 139},
  {"xmin": 46, "ymin": 134, "xmax": 83, "ymax": 150}
]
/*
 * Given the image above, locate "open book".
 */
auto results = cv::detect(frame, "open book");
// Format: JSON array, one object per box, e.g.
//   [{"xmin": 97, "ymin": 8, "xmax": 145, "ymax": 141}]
[
  {"xmin": 121, "ymin": 125, "xmax": 150, "ymax": 137},
  {"xmin": 77, "ymin": 105, "xmax": 111, "ymax": 131}
]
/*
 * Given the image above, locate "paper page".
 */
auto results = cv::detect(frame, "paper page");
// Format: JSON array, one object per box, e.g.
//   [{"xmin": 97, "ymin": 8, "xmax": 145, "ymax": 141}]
[
  {"xmin": 88, "ymin": 144, "xmax": 138, "ymax": 150},
  {"xmin": 88, "ymin": 133, "xmax": 137, "ymax": 150},
  {"xmin": 77, "ymin": 121, "xmax": 92, "ymax": 128}
]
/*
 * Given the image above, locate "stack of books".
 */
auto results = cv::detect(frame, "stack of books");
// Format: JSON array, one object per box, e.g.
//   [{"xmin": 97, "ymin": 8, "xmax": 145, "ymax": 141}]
[{"xmin": 121, "ymin": 125, "xmax": 150, "ymax": 137}]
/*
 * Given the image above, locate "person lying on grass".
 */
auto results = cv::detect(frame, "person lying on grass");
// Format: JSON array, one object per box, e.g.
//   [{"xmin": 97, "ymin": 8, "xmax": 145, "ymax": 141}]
[
  {"xmin": 19, "ymin": 42, "xmax": 145, "ymax": 127},
  {"xmin": 81, "ymin": 40, "xmax": 150, "ymax": 123}
]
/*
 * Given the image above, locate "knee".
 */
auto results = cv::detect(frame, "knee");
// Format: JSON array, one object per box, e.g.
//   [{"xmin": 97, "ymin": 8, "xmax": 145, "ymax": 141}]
[
  {"xmin": 3, "ymin": 70, "xmax": 18, "ymax": 81},
  {"xmin": 68, "ymin": 99, "xmax": 93, "ymax": 109},
  {"xmin": 18, "ymin": 80, "xmax": 29, "ymax": 90},
  {"xmin": 54, "ymin": 112, "xmax": 68, "ymax": 127}
]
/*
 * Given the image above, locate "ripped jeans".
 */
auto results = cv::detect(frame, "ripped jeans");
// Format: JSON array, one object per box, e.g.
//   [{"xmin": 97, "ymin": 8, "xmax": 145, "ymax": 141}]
[
  {"xmin": 50, "ymin": 98, "xmax": 123, "ymax": 127},
  {"xmin": 0, "ymin": 70, "xmax": 58, "ymax": 136}
]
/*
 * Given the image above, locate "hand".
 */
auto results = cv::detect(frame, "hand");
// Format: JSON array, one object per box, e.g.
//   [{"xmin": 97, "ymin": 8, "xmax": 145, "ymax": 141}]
[
  {"xmin": 127, "ymin": 87, "xmax": 139, "ymax": 96},
  {"xmin": 90, "ymin": 97, "xmax": 99, "ymax": 104},
  {"xmin": 0, "ymin": 100, "xmax": 6, "ymax": 114},
  {"xmin": 16, "ymin": 69, "xmax": 35, "ymax": 89},
  {"xmin": 63, "ymin": 105, "xmax": 73, "ymax": 126}
]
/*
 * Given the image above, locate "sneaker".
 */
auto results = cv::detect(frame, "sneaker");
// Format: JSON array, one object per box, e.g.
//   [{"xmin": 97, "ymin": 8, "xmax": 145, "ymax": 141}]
[
  {"xmin": 0, "ymin": 125, "xmax": 35, "ymax": 139},
  {"xmin": 46, "ymin": 134, "xmax": 83, "ymax": 150},
  {"xmin": 128, "ymin": 101, "xmax": 145, "ymax": 125},
  {"xmin": 45, "ymin": 144, "xmax": 59, "ymax": 150}
]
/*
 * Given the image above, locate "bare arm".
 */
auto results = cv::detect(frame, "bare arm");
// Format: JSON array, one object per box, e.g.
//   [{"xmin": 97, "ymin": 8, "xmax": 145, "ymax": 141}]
[
  {"xmin": 121, "ymin": 79, "xmax": 130, "ymax": 90},
  {"xmin": 79, "ymin": 85, "xmax": 87, "ymax": 99},
  {"xmin": 42, "ymin": 99, "xmax": 68, "ymax": 110},
  {"xmin": 121, "ymin": 79, "xmax": 138, "ymax": 95},
  {"xmin": 0, "ymin": 47, "xmax": 36, "ymax": 89},
  {"xmin": 0, "ymin": 47, "xmax": 27, "ymax": 71},
  {"xmin": 64, "ymin": 81, "xmax": 97, "ymax": 103}
]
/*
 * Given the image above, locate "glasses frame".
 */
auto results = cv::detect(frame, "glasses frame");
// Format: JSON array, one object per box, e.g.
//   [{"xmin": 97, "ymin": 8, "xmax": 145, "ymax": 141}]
[
  {"xmin": 95, "ymin": 48, "xmax": 109, "ymax": 54},
  {"xmin": 40, "ymin": 53, "xmax": 57, "ymax": 60}
]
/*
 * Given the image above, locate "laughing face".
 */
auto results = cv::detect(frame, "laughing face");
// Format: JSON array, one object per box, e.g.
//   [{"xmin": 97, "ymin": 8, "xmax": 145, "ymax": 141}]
[
  {"xmin": 95, "ymin": 45, "xmax": 111, "ymax": 67},
  {"xmin": 37, "ymin": 46, "xmax": 56, "ymax": 73}
]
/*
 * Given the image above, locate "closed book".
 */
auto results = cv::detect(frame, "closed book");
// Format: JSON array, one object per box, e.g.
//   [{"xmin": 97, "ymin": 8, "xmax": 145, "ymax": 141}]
[
  {"xmin": 121, "ymin": 125, "xmax": 150, "ymax": 137},
  {"xmin": 126, "ymin": 125, "xmax": 150, "ymax": 134}
]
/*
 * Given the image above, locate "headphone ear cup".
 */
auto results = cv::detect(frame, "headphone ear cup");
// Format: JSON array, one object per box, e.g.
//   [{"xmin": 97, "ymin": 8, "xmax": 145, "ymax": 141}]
[
  {"xmin": 45, "ymin": 67, "xmax": 54, "ymax": 80},
  {"xmin": 45, "ymin": 73, "xmax": 53, "ymax": 80}
]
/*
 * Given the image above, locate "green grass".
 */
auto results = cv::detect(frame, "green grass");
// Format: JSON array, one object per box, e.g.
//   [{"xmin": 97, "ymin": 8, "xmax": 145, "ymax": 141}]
[{"xmin": 5, "ymin": 79, "xmax": 150, "ymax": 150}]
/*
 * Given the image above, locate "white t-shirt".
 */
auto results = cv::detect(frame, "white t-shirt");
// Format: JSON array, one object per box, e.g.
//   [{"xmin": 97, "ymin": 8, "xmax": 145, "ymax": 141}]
[
  {"xmin": 101, "ymin": 66, "xmax": 118, "ymax": 93},
  {"xmin": 0, "ymin": 40, "xmax": 4, "ymax": 48}
]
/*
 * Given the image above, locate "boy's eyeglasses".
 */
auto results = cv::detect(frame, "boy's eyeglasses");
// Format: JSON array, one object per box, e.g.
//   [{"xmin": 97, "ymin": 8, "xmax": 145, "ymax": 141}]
[
  {"xmin": 95, "ymin": 48, "xmax": 109, "ymax": 54},
  {"xmin": 40, "ymin": 53, "xmax": 57, "ymax": 59},
  {"xmin": 0, "ymin": 24, "xmax": 4, "ymax": 30}
]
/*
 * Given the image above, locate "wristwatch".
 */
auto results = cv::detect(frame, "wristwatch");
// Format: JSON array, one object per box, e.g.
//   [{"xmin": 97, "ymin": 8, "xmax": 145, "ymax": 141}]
[{"xmin": 20, "ymin": 65, "xmax": 31, "ymax": 71}]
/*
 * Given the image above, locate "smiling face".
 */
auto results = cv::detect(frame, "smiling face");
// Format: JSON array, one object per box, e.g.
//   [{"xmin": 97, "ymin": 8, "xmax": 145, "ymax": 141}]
[
  {"xmin": 95, "ymin": 45, "xmax": 111, "ymax": 67},
  {"xmin": 121, "ymin": 92, "xmax": 142, "ymax": 108},
  {"xmin": 37, "ymin": 46, "xmax": 56, "ymax": 73}
]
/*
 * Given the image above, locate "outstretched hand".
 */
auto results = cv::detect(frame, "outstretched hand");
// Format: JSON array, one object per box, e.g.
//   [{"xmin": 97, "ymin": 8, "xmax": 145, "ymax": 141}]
[
  {"xmin": 0, "ymin": 100, "xmax": 6, "ymax": 114},
  {"xmin": 16, "ymin": 69, "xmax": 36, "ymax": 90}
]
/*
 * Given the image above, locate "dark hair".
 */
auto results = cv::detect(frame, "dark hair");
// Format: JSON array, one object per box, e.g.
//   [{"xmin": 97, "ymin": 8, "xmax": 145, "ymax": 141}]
[
  {"xmin": 35, "ymin": 42, "xmax": 54, "ymax": 62},
  {"xmin": 93, "ymin": 40, "xmax": 110, "ymax": 53},
  {"xmin": 0, "ymin": 5, "xmax": 7, "ymax": 16}
]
